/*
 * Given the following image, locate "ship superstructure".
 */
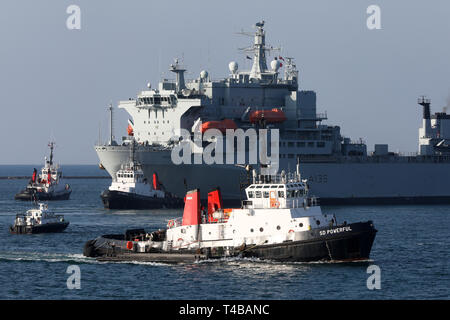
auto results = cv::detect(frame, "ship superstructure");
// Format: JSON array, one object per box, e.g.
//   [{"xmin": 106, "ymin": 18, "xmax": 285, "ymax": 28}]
[{"xmin": 95, "ymin": 21, "xmax": 450, "ymax": 204}]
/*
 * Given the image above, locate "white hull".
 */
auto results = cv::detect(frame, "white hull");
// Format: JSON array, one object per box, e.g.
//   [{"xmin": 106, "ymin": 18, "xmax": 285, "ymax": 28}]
[{"xmin": 96, "ymin": 145, "xmax": 450, "ymax": 203}]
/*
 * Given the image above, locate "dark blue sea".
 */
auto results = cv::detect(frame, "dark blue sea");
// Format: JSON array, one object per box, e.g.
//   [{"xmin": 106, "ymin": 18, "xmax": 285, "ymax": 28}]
[{"xmin": 0, "ymin": 165, "xmax": 448, "ymax": 299}]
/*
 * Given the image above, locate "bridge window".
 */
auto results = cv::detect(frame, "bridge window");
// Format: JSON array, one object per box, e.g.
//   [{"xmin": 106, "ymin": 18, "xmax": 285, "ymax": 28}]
[
  {"xmin": 278, "ymin": 191, "xmax": 284, "ymax": 198},
  {"xmin": 248, "ymin": 191, "xmax": 254, "ymax": 198},
  {"xmin": 255, "ymin": 191, "xmax": 262, "ymax": 198},
  {"xmin": 263, "ymin": 191, "xmax": 269, "ymax": 198}
]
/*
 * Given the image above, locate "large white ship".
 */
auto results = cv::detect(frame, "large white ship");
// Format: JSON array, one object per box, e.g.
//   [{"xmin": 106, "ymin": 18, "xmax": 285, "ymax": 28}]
[{"xmin": 95, "ymin": 21, "xmax": 450, "ymax": 205}]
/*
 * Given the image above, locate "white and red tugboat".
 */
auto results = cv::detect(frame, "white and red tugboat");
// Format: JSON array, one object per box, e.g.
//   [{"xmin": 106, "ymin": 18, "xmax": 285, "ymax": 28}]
[
  {"xmin": 100, "ymin": 141, "xmax": 183, "ymax": 209},
  {"xmin": 84, "ymin": 165, "xmax": 377, "ymax": 263},
  {"xmin": 10, "ymin": 203, "xmax": 69, "ymax": 234},
  {"xmin": 14, "ymin": 142, "xmax": 71, "ymax": 201}
]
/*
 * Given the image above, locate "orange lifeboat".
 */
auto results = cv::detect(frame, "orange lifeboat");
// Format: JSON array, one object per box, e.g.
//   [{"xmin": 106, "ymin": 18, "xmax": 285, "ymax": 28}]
[
  {"xmin": 201, "ymin": 119, "xmax": 237, "ymax": 134},
  {"xmin": 249, "ymin": 108, "xmax": 286, "ymax": 124},
  {"xmin": 127, "ymin": 124, "xmax": 134, "ymax": 136}
]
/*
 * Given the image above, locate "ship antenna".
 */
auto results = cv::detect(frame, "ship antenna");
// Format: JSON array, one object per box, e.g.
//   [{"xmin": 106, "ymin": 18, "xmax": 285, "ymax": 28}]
[
  {"xmin": 48, "ymin": 142, "xmax": 55, "ymax": 166},
  {"xmin": 130, "ymin": 138, "xmax": 136, "ymax": 168},
  {"xmin": 108, "ymin": 103, "xmax": 114, "ymax": 145}
]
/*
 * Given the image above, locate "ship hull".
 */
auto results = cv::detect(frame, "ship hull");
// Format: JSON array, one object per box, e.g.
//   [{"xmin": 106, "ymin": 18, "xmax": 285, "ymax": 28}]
[
  {"xmin": 100, "ymin": 189, "xmax": 183, "ymax": 210},
  {"xmin": 14, "ymin": 188, "xmax": 71, "ymax": 201},
  {"xmin": 96, "ymin": 145, "xmax": 450, "ymax": 205},
  {"xmin": 241, "ymin": 221, "xmax": 376, "ymax": 262},
  {"xmin": 9, "ymin": 222, "xmax": 69, "ymax": 234},
  {"xmin": 83, "ymin": 221, "xmax": 376, "ymax": 263}
]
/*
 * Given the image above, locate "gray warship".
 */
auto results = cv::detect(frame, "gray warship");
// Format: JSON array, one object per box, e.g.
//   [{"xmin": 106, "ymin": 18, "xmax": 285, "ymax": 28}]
[{"xmin": 95, "ymin": 21, "xmax": 450, "ymax": 205}]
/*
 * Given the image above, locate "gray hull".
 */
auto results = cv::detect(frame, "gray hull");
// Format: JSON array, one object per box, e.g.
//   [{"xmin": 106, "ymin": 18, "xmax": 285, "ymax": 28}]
[{"xmin": 96, "ymin": 145, "xmax": 450, "ymax": 204}]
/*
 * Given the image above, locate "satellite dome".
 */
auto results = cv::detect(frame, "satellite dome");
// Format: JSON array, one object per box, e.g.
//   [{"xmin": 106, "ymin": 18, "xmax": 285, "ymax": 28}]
[
  {"xmin": 270, "ymin": 59, "xmax": 281, "ymax": 72},
  {"xmin": 229, "ymin": 61, "xmax": 238, "ymax": 74},
  {"xmin": 147, "ymin": 82, "xmax": 151, "ymax": 89},
  {"xmin": 200, "ymin": 70, "xmax": 208, "ymax": 79}
]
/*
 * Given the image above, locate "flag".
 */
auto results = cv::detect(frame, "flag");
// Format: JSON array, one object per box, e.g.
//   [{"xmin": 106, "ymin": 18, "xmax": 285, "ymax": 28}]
[{"xmin": 279, "ymin": 56, "xmax": 284, "ymax": 61}]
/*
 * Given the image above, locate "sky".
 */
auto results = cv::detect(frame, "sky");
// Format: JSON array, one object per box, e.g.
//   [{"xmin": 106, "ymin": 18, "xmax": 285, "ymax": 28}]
[{"xmin": 0, "ymin": 0, "xmax": 449, "ymax": 164}]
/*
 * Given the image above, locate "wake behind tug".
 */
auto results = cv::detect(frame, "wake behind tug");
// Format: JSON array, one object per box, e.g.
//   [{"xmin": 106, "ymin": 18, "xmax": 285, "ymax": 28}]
[{"xmin": 85, "ymin": 165, "xmax": 377, "ymax": 263}]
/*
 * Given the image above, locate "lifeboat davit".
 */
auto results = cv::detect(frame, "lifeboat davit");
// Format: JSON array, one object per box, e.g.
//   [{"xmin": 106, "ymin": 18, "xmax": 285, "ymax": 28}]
[
  {"xmin": 201, "ymin": 119, "xmax": 237, "ymax": 134},
  {"xmin": 249, "ymin": 108, "xmax": 286, "ymax": 124}
]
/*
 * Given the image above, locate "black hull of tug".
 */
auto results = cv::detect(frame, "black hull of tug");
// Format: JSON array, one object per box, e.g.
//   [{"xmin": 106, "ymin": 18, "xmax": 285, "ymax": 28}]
[
  {"xmin": 101, "ymin": 190, "xmax": 184, "ymax": 210},
  {"xmin": 14, "ymin": 188, "xmax": 71, "ymax": 201},
  {"xmin": 10, "ymin": 222, "xmax": 69, "ymax": 234},
  {"xmin": 83, "ymin": 221, "xmax": 377, "ymax": 263},
  {"xmin": 241, "ymin": 221, "xmax": 377, "ymax": 262}
]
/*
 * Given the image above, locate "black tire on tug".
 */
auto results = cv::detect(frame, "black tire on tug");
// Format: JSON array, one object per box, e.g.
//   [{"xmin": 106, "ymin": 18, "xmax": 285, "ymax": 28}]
[{"xmin": 83, "ymin": 240, "xmax": 97, "ymax": 257}]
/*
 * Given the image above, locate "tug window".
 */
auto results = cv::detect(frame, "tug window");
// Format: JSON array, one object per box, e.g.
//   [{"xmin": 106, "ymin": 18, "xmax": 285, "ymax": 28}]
[
  {"xmin": 248, "ymin": 191, "xmax": 254, "ymax": 198},
  {"xmin": 278, "ymin": 191, "xmax": 284, "ymax": 198},
  {"xmin": 255, "ymin": 191, "xmax": 262, "ymax": 198},
  {"xmin": 263, "ymin": 191, "xmax": 269, "ymax": 198}
]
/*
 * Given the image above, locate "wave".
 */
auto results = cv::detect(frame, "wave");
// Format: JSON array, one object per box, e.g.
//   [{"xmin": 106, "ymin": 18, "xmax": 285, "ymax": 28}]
[{"xmin": 0, "ymin": 252, "xmax": 99, "ymax": 264}]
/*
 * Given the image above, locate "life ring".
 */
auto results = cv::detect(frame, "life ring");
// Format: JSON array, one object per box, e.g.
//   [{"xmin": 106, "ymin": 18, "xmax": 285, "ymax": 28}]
[
  {"xmin": 167, "ymin": 220, "xmax": 175, "ymax": 228},
  {"xmin": 177, "ymin": 238, "xmax": 183, "ymax": 242},
  {"xmin": 126, "ymin": 241, "xmax": 133, "ymax": 250},
  {"xmin": 270, "ymin": 200, "xmax": 280, "ymax": 208},
  {"xmin": 288, "ymin": 229, "xmax": 294, "ymax": 233}
]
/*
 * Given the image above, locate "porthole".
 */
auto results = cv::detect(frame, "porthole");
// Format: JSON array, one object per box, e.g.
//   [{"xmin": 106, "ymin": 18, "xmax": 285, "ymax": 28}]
[
  {"xmin": 250, "ymin": 228, "xmax": 254, "ymax": 232},
  {"xmin": 299, "ymin": 223, "xmax": 303, "ymax": 227},
  {"xmin": 260, "ymin": 227, "xmax": 264, "ymax": 232},
  {"xmin": 316, "ymin": 220, "xmax": 320, "ymax": 225},
  {"xmin": 276, "ymin": 225, "xmax": 281, "ymax": 230}
]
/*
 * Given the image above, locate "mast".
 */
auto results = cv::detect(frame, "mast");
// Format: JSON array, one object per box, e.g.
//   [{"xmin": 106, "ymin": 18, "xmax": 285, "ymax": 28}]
[
  {"xmin": 169, "ymin": 59, "xmax": 186, "ymax": 93},
  {"xmin": 250, "ymin": 21, "xmax": 268, "ymax": 78},
  {"xmin": 108, "ymin": 103, "xmax": 115, "ymax": 145},
  {"xmin": 129, "ymin": 138, "xmax": 136, "ymax": 169},
  {"xmin": 238, "ymin": 21, "xmax": 279, "ymax": 80},
  {"xmin": 48, "ymin": 142, "xmax": 55, "ymax": 166}
]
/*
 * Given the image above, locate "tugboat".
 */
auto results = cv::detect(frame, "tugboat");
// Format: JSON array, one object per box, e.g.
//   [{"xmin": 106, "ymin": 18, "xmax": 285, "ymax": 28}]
[
  {"xmin": 84, "ymin": 164, "xmax": 377, "ymax": 263},
  {"xmin": 14, "ymin": 142, "xmax": 72, "ymax": 201},
  {"xmin": 100, "ymin": 140, "xmax": 183, "ymax": 209},
  {"xmin": 10, "ymin": 203, "xmax": 69, "ymax": 234}
]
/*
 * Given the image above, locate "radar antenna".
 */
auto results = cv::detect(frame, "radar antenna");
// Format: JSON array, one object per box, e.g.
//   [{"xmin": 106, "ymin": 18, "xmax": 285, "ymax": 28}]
[{"xmin": 236, "ymin": 21, "xmax": 280, "ymax": 79}]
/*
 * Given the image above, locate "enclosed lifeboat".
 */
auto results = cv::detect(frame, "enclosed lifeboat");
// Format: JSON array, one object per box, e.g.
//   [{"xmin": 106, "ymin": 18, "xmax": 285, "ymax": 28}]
[
  {"xmin": 201, "ymin": 119, "xmax": 237, "ymax": 133},
  {"xmin": 249, "ymin": 108, "xmax": 286, "ymax": 123}
]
